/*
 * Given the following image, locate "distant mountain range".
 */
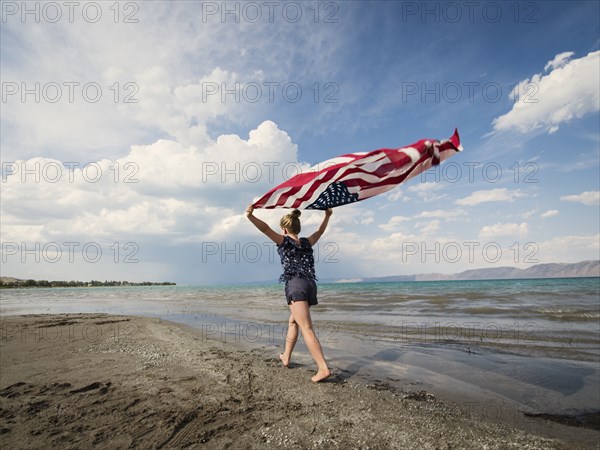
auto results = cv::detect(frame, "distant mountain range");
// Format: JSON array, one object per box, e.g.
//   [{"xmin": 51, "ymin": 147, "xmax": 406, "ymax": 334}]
[{"xmin": 334, "ymin": 260, "xmax": 600, "ymax": 283}]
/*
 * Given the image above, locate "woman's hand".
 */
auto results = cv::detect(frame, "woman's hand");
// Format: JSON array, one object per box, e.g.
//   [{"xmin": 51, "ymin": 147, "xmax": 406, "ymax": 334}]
[
  {"xmin": 246, "ymin": 204, "xmax": 254, "ymax": 218},
  {"xmin": 325, "ymin": 208, "xmax": 333, "ymax": 217}
]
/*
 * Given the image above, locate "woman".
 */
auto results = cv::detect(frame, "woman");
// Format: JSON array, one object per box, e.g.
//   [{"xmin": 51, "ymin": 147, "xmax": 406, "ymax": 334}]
[{"xmin": 246, "ymin": 205, "xmax": 332, "ymax": 382}]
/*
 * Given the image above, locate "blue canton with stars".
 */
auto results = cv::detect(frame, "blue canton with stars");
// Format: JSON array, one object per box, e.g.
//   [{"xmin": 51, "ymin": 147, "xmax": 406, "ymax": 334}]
[{"xmin": 307, "ymin": 182, "xmax": 359, "ymax": 210}]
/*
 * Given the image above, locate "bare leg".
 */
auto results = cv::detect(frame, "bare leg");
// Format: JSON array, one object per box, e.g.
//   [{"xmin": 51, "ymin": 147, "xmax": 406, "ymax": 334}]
[
  {"xmin": 289, "ymin": 301, "xmax": 331, "ymax": 382},
  {"xmin": 280, "ymin": 313, "xmax": 298, "ymax": 367}
]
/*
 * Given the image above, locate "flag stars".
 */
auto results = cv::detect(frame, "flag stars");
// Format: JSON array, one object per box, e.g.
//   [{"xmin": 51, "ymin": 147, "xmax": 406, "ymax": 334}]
[{"xmin": 308, "ymin": 182, "xmax": 359, "ymax": 210}]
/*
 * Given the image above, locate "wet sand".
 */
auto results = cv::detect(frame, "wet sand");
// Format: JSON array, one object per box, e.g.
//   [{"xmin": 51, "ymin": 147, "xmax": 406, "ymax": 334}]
[{"xmin": 0, "ymin": 314, "xmax": 595, "ymax": 449}]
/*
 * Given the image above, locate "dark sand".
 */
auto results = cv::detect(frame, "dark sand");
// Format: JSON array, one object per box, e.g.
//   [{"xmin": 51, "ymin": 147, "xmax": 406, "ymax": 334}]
[{"xmin": 0, "ymin": 314, "xmax": 595, "ymax": 449}]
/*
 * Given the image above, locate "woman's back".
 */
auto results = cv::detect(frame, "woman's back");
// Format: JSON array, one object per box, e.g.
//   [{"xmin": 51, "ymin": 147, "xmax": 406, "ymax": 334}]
[{"xmin": 277, "ymin": 236, "xmax": 317, "ymax": 283}]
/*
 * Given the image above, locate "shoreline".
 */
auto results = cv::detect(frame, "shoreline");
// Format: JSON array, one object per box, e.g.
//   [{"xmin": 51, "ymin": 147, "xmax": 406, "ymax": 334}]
[{"xmin": 1, "ymin": 313, "xmax": 598, "ymax": 449}]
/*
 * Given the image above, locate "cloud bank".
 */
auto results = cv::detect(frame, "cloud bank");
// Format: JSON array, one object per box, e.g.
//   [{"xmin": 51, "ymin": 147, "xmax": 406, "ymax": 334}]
[{"xmin": 492, "ymin": 51, "xmax": 600, "ymax": 134}]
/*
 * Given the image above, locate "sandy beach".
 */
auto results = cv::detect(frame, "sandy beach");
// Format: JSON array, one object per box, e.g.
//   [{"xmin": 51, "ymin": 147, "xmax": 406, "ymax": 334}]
[{"xmin": 0, "ymin": 313, "xmax": 596, "ymax": 449}]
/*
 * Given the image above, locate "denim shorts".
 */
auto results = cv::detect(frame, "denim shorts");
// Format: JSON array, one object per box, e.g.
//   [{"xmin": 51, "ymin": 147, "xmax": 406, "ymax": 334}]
[{"xmin": 284, "ymin": 277, "xmax": 318, "ymax": 306}]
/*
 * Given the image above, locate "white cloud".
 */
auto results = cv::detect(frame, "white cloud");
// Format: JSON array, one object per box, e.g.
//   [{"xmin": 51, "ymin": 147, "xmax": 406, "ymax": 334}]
[
  {"xmin": 379, "ymin": 215, "xmax": 411, "ymax": 232},
  {"xmin": 405, "ymin": 181, "xmax": 448, "ymax": 202},
  {"xmin": 541, "ymin": 209, "xmax": 559, "ymax": 218},
  {"xmin": 544, "ymin": 51, "xmax": 575, "ymax": 71},
  {"xmin": 379, "ymin": 209, "xmax": 466, "ymax": 232},
  {"xmin": 456, "ymin": 188, "xmax": 525, "ymax": 206},
  {"xmin": 492, "ymin": 51, "xmax": 600, "ymax": 134},
  {"xmin": 560, "ymin": 191, "xmax": 600, "ymax": 206},
  {"xmin": 416, "ymin": 219, "xmax": 440, "ymax": 235},
  {"xmin": 0, "ymin": 121, "xmax": 298, "ymax": 245},
  {"xmin": 386, "ymin": 189, "xmax": 407, "ymax": 202},
  {"xmin": 523, "ymin": 208, "xmax": 540, "ymax": 219},
  {"xmin": 479, "ymin": 222, "xmax": 529, "ymax": 239},
  {"xmin": 537, "ymin": 234, "xmax": 600, "ymax": 263},
  {"xmin": 407, "ymin": 182, "xmax": 444, "ymax": 193},
  {"xmin": 0, "ymin": 218, "xmax": 46, "ymax": 243},
  {"xmin": 417, "ymin": 209, "xmax": 466, "ymax": 220}
]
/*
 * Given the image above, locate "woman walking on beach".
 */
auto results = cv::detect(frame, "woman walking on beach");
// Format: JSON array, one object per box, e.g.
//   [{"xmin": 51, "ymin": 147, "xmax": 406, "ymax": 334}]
[{"xmin": 246, "ymin": 205, "xmax": 332, "ymax": 382}]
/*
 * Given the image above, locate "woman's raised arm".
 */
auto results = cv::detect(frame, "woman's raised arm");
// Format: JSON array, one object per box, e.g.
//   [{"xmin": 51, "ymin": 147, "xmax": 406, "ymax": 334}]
[
  {"xmin": 308, "ymin": 208, "xmax": 332, "ymax": 246},
  {"xmin": 246, "ymin": 205, "xmax": 284, "ymax": 245}
]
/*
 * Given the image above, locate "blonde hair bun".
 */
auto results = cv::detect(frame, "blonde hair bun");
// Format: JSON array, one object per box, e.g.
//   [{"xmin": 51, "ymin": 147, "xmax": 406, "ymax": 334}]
[{"xmin": 280, "ymin": 209, "xmax": 302, "ymax": 234}]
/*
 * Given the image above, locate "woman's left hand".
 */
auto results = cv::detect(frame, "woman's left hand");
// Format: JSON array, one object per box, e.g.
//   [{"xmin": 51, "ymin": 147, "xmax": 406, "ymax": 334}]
[{"xmin": 246, "ymin": 204, "xmax": 254, "ymax": 217}]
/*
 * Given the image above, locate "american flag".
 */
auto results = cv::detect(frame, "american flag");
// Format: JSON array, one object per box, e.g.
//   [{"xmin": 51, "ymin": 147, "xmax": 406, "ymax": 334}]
[{"xmin": 253, "ymin": 129, "xmax": 462, "ymax": 210}]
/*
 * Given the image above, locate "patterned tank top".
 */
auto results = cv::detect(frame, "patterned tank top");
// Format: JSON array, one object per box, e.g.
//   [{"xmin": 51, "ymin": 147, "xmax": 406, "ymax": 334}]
[{"xmin": 277, "ymin": 236, "xmax": 317, "ymax": 282}]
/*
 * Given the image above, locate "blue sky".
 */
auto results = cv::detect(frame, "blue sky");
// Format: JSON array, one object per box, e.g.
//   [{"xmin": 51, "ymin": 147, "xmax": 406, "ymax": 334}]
[{"xmin": 1, "ymin": 1, "xmax": 599, "ymax": 284}]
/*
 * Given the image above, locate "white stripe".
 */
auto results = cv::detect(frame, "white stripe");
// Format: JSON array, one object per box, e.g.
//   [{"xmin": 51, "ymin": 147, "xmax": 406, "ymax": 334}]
[
  {"xmin": 264, "ymin": 186, "xmax": 293, "ymax": 207},
  {"xmin": 356, "ymin": 185, "xmax": 397, "ymax": 199},
  {"xmin": 399, "ymin": 147, "xmax": 421, "ymax": 163},
  {"xmin": 307, "ymin": 155, "xmax": 358, "ymax": 171}
]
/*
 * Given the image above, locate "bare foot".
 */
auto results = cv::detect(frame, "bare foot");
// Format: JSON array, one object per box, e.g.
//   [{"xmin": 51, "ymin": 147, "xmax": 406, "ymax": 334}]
[
  {"xmin": 279, "ymin": 353, "xmax": 290, "ymax": 368},
  {"xmin": 311, "ymin": 369, "xmax": 332, "ymax": 383}
]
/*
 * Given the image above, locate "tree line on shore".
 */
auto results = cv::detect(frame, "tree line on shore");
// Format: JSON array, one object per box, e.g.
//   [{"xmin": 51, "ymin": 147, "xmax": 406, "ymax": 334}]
[{"xmin": 0, "ymin": 279, "xmax": 176, "ymax": 289}]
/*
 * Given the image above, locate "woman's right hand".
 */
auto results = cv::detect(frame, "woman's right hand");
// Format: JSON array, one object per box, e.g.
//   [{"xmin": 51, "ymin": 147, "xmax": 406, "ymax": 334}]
[{"xmin": 325, "ymin": 208, "xmax": 333, "ymax": 217}]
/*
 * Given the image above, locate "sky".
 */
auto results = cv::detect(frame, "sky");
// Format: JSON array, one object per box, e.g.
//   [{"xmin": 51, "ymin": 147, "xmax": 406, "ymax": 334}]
[{"xmin": 1, "ymin": 0, "xmax": 599, "ymax": 285}]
